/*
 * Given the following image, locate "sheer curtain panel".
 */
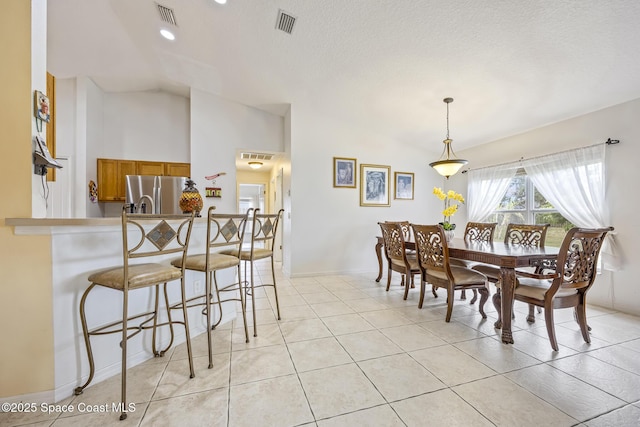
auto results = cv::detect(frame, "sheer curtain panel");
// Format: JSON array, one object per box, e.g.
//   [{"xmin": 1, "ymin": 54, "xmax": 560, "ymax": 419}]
[{"xmin": 467, "ymin": 165, "xmax": 518, "ymax": 222}]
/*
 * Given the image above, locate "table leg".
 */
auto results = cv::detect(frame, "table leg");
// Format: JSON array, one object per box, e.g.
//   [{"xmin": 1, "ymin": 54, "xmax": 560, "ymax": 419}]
[
  {"xmin": 499, "ymin": 267, "xmax": 516, "ymax": 344},
  {"xmin": 375, "ymin": 240, "xmax": 383, "ymax": 282}
]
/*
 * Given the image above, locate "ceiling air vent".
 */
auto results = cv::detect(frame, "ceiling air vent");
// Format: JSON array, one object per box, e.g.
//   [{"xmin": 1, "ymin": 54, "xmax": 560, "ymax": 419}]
[
  {"xmin": 157, "ymin": 3, "xmax": 178, "ymax": 26},
  {"xmin": 276, "ymin": 9, "xmax": 296, "ymax": 34},
  {"xmin": 240, "ymin": 152, "xmax": 274, "ymax": 161}
]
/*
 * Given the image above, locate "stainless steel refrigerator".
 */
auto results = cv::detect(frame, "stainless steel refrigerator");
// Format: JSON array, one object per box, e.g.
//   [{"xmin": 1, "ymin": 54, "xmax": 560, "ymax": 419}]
[{"xmin": 125, "ymin": 175, "xmax": 187, "ymax": 214}]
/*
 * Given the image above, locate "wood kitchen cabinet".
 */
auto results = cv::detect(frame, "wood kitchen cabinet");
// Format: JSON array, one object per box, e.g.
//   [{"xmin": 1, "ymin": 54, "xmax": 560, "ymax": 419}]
[
  {"xmin": 97, "ymin": 158, "xmax": 191, "ymax": 202},
  {"xmin": 97, "ymin": 159, "xmax": 136, "ymax": 201}
]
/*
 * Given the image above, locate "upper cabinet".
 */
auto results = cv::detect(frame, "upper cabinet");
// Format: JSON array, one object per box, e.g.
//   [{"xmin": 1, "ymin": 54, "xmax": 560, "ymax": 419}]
[{"xmin": 97, "ymin": 158, "xmax": 191, "ymax": 202}]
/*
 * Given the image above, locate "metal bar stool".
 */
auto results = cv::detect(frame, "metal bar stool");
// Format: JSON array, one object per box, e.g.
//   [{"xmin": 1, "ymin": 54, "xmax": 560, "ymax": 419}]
[
  {"xmin": 74, "ymin": 211, "xmax": 196, "ymax": 421},
  {"xmin": 171, "ymin": 207, "xmax": 251, "ymax": 368}
]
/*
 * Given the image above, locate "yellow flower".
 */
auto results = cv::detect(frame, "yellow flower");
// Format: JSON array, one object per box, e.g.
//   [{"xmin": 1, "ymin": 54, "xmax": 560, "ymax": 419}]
[
  {"xmin": 434, "ymin": 188, "xmax": 465, "ymax": 225},
  {"xmin": 443, "ymin": 205, "xmax": 458, "ymax": 217},
  {"xmin": 433, "ymin": 187, "xmax": 446, "ymax": 200}
]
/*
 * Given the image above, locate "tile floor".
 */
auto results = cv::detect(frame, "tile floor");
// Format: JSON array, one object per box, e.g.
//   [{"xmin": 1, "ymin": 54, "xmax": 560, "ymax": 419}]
[{"xmin": 3, "ymin": 262, "xmax": 640, "ymax": 427}]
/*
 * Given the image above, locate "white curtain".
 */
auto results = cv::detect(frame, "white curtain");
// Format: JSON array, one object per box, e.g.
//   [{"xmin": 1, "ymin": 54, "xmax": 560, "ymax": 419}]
[
  {"xmin": 521, "ymin": 144, "xmax": 620, "ymax": 271},
  {"xmin": 467, "ymin": 165, "xmax": 518, "ymax": 222}
]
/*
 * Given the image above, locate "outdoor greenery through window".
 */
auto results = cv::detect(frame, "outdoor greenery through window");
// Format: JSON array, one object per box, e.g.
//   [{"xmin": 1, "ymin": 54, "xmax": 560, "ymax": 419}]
[{"xmin": 486, "ymin": 169, "xmax": 573, "ymax": 247}]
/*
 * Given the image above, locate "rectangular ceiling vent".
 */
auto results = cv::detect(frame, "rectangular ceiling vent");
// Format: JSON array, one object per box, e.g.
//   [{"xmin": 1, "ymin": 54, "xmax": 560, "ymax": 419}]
[
  {"xmin": 276, "ymin": 9, "xmax": 296, "ymax": 34},
  {"xmin": 156, "ymin": 3, "xmax": 178, "ymax": 26},
  {"xmin": 241, "ymin": 152, "xmax": 274, "ymax": 161}
]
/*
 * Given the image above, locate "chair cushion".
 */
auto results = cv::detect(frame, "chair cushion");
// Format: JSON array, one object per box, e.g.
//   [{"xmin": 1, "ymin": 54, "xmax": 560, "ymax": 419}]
[
  {"xmin": 515, "ymin": 278, "xmax": 579, "ymax": 300},
  {"xmin": 426, "ymin": 266, "xmax": 487, "ymax": 287},
  {"xmin": 171, "ymin": 253, "xmax": 240, "ymax": 272},
  {"xmin": 88, "ymin": 263, "xmax": 182, "ymax": 290},
  {"xmin": 390, "ymin": 256, "xmax": 419, "ymax": 270},
  {"xmin": 219, "ymin": 248, "xmax": 273, "ymax": 260},
  {"xmin": 471, "ymin": 263, "xmax": 500, "ymax": 280}
]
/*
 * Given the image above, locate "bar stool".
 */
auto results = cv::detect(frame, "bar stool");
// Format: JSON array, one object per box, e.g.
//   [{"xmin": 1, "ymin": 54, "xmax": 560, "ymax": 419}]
[
  {"xmin": 74, "ymin": 211, "xmax": 196, "ymax": 421},
  {"xmin": 232, "ymin": 209, "xmax": 284, "ymax": 337},
  {"xmin": 171, "ymin": 208, "xmax": 250, "ymax": 368}
]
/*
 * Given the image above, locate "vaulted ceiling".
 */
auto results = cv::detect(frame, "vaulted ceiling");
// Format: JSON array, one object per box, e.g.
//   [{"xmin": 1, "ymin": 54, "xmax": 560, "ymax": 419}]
[{"xmin": 47, "ymin": 0, "xmax": 640, "ymax": 152}]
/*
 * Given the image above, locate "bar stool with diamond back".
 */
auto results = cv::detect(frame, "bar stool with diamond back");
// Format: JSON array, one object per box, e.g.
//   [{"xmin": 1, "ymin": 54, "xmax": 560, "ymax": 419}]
[
  {"xmin": 74, "ymin": 211, "xmax": 196, "ymax": 421},
  {"xmin": 170, "ymin": 207, "xmax": 251, "ymax": 368},
  {"xmin": 232, "ymin": 209, "xmax": 284, "ymax": 337}
]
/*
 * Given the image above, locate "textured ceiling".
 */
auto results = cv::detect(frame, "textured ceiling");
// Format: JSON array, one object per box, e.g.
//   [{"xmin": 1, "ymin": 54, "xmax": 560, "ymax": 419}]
[{"xmin": 47, "ymin": 0, "xmax": 640, "ymax": 153}]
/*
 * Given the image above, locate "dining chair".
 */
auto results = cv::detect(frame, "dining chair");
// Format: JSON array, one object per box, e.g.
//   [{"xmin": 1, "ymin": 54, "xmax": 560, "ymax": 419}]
[
  {"xmin": 170, "ymin": 208, "xmax": 251, "ymax": 369},
  {"xmin": 229, "ymin": 208, "xmax": 284, "ymax": 337},
  {"xmin": 473, "ymin": 223, "xmax": 550, "ymax": 321},
  {"xmin": 384, "ymin": 220, "xmax": 414, "ymax": 287},
  {"xmin": 378, "ymin": 222, "xmax": 421, "ymax": 300},
  {"xmin": 75, "ymin": 211, "xmax": 196, "ymax": 421},
  {"xmin": 450, "ymin": 221, "xmax": 497, "ymax": 302},
  {"xmin": 500, "ymin": 226, "xmax": 613, "ymax": 351},
  {"xmin": 411, "ymin": 223, "xmax": 490, "ymax": 321}
]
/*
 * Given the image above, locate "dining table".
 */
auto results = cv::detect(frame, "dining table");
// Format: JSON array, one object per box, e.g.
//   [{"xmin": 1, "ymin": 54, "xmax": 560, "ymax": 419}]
[{"xmin": 375, "ymin": 236, "xmax": 559, "ymax": 344}]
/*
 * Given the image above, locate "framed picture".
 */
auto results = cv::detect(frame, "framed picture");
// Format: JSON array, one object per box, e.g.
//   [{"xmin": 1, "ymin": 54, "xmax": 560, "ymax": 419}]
[
  {"xmin": 360, "ymin": 164, "xmax": 390, "ymax": 206},
  {"xmin": 34, "ymin": 90, "xmax": 50, "ymax": 123},
  {"xmin": 333, "ymin": 157, "xmax": 357, "ymax": 188},
  {"xmin": 394, "ymin": 172, "xmax": 414, "ymax": 200}
]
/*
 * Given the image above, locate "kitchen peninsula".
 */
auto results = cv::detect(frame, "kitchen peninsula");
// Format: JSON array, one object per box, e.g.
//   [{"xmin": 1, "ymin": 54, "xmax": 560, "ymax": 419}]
[{"xmin": 6, "ymin": 217, "xmax": 236, "ymax": 403}]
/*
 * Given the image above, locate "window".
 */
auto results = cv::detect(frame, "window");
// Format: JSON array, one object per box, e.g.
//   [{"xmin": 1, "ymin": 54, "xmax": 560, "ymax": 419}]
[{"xmin": 486, "ymin": 169, "xmax": 573, "ymax": 246}]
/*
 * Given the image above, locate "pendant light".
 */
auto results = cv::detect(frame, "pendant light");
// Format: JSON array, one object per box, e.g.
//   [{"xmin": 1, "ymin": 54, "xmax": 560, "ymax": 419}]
[{"xmin": 429, "ymin": 97, "xmax": 468, "ymax": 179}]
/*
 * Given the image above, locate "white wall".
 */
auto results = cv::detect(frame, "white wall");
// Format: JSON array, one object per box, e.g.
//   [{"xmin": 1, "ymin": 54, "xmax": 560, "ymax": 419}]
[
  {"xmin": 449, "ymin": 98, "xmax": 640, "ymax": 315},
  {"xmin": 288, "ymin": 104, "xmax": 444, "ymax": 277},
  {"xmin": 190, "ymin": 89, "xmax": 284, "ymax": 215}
]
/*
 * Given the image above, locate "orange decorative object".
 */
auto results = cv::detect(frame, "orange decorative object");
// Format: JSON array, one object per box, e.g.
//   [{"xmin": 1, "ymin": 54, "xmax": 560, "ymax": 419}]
[{"xmin": 179, "ymin": 179, "xmax": 203, "ymax": 216}]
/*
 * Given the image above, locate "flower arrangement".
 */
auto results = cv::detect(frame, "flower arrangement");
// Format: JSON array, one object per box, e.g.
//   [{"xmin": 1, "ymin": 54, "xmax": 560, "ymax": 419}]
[{"xmin": 433, "ymin": 187, "xmax": 465, "ymax": 230}]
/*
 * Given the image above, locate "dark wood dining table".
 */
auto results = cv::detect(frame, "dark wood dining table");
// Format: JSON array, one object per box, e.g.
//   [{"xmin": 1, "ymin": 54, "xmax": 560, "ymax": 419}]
[{"xmin": 375, "ymin": 236, "xmax": 559, "ymax": 344}]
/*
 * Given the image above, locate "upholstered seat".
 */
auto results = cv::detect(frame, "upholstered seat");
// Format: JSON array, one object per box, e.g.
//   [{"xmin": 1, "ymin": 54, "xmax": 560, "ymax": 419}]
[
  {"xmin": 173, "ymin": 253, "xmax": 240, "ymax": 271},
  {"xmin": 411, "ymin": 223, "xmax": 490, "ymax": 321},
  {"xmin": 75, "ymin": 211, "xmax": 196, "ymax": 421}
]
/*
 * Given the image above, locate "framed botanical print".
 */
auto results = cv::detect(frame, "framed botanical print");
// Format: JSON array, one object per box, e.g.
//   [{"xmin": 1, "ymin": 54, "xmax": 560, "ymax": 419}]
[
  {"xmin": 360, "ymin": 164, "xmax": 390, "ymax": 206},
  {"xmin": 394, "ymin": 172, "xmax": 414, "ymax": 200},
  {"xmin": 333, "ymin": 157, "xmax": 357, "ymax": 188}
]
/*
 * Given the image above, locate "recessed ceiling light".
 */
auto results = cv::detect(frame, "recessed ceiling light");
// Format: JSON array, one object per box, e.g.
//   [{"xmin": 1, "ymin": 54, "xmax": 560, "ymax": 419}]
[
  {"xmin": 160, "ymin": 29, "xmax": 175, "ymax": 40},
  {"xmin": 214, "ymin": 0, "xmax": 227, "ymax": 4}
]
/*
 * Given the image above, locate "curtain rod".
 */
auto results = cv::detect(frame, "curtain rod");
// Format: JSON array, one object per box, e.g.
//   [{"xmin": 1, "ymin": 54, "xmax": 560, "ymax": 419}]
[{"xmin": 461, "ymin": 138, "xmax": 619, "ymax": 174}]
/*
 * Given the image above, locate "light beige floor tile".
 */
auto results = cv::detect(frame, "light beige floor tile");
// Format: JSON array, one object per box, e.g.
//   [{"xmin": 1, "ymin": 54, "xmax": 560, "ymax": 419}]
[
  {"xmin": 50, "ymin": 402, "xmax": 148, "ymax": 425},
  {"xmin": 336, "ymin": 330, "xmax": 402, "ymax": 361},
  {"xmin": 72, "ymin": 361, "xmax": 167, "ymax": 407},
  {"xmin": 230, "ymin": 344, "xmax": 295, "ymax": 385},
  {"xmin": 528, "ymin": 323, "xmax": 612, "ymax": 351},
  {"xmin": 319, "ymin": 282, "xmax": 355, "ymax": 292},
  {"xmin": 358, "ymin": 309, "xmax": 413, "ymax": 329},
  {"xmin": 310, "ymin": 301, "xmax": 355, "ymax": 317},
  {"xmin": 506, "ymin": 364, "xmax": 626, "ymax": 421},
  {"xmin": 454, "ymin": 337, "xmax": 541, "ymax": 373},
  {"xmin": 301, "ymin": 291, "xmax": 340, "ymax": 304},
  {"xmin": 358, "ymin": 353, "xmax": 445, "ymax": 401},
  {"xmin": 392, "ymin": 389, "xmax": 494, "ymax": 427},
  {"xmin": 275, "ymin": 294, "xmax": 309, "ymax": 308},
  {"xmin": 453, "ymin": 375, "xmax": 577, "ymax": 426},
  {"xmin": 0, "ymin": 398, "xmax": 71, "ymax": 426},
  {"xmin": 321, "ymin": 313, "xmax": 375, "ymax": 336},
  {"xmin": 418, "ymin": 320, "xmax": 486, "ymax": 343},
  {"xmin": 279, "ymin": 318, "xmax": 332, "ymax": 343},
  {"xmin": 288, "ymin": 337, "xmax": 353, "ymax": 372},
  {"xmin": 392, "ymin": 305, "xmax": 448, "ymax": 323},
  {"xmin": 239, "ymin": 307, "xmax": 279, "ymax": 326},
  {"xmin": 454, "ymin": 313, "xmax": 503, "ymax": 338},
  {"xmin": 587, "ymin": 344, "xmax": 640, "ymax": 375},
  {"xmin": 141, "ymin": 388, "xmax": 227, "ymax": 427},
  {"xmin": 550, "ymin": 354, "xmax": 640, "ymax": 402},
  {"xmin": 153, "ymin": 353, "xmax": 229, "ymax": 400},
  {"xmin": 330, "ymin": 289, "xmax": 370, "ymax": 301},
  {"xmin": 231, "ymin": 323, "xmax": 284, "ymax": 350},
  {"xmin": 293, "ymin": 284, "xmax": 327, "ymax": 295},
  {"xmin": 586, "ymin": 313, "xmax": 640, "ymax": 343},
  {"xmin": 507, "ymin": 330, "xmax": 578, "ymax": 361},
  {"xmin": 277, "ymin": 305, "xmax": 319, "ymax": 322},
  {"xmin": 409, "ymin": 344, "xmax": 496, "ymax": 386},
  {"xmin": 299, "ymin": 364, "xmax": 385, "ymax": 419},
  {"xmin": 379, "ymin": 324, "xmax": 446, "ymax": 351},
  {"xmin": 229, "ymin": 375, "xmax": 314, "ymax": 427},
  {"xmin": 290, "ymin": 277, "xmax": 321, "ymax": 286},
  {"xmin": 343, "ymin": 298, "xmax": 390, "ymax": 313},
  {"xmin": 620, "ymin": 338, "xmax": 640, "ymax": 353},
  {"xmin": 317, "ymin": 404, "xmax": 405, "ymax": 426},
  {"xmin": 584, "ymin": 404, "xmax": 640, "ymax": 427}
]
